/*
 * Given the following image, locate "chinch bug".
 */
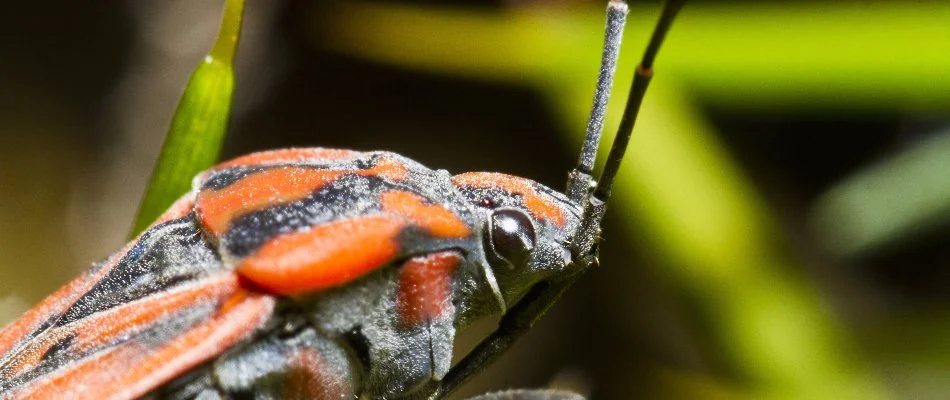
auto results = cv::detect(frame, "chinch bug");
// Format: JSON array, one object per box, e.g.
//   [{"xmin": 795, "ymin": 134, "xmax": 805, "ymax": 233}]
[{"xmin": 0, "ymin": 0, "xmax": 684, "ymax": 398}]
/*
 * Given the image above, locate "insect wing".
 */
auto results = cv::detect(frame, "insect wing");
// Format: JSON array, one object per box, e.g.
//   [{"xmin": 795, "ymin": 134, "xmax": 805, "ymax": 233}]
[
  {"xmin": 3, "ymin": 278, "xmax": 273, "ymax": 400},
  {"xmin": 0, "ymin": 207, "xmax": 275, "ymax": 399}
]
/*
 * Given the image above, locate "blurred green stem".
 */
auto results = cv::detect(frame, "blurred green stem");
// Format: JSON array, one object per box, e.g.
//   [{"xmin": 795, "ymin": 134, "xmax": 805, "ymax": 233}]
[
  {"xmin": 130, "ymin": 0, "xmax": 244, "ymax": 236},
  {"xmin": 811, "ymin": 128, "xmax": 950, "ymax": 256}
]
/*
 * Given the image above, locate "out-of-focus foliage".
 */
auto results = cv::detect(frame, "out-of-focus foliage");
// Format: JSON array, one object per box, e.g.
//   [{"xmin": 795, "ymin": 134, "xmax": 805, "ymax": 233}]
[
  {"xmin": 321, "ymin": 2, "xmax": 950, "ymax": 110},
  {"xmin": 812, "ymin": 128, "xmax": 950, "ymax": 256}
]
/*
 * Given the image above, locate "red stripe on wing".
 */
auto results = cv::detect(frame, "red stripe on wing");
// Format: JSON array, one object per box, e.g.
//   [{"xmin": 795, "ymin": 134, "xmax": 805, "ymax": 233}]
[
  {"xmin": 0, "ymin": 197, "xmax": 196, "ymax": 367},
  {"xmin": 237, "ymin": 214, "xmax": 406, "ymax": 295},
  {"xmin": 1, "ymin": 275, "xmax": 241, "ymax": 380},
  {"xmin": 10, "ymin": 279, "xmax": 274, "ymax": 400},
  {"xmin": 0, "ymin": 240, "xmax": 136, "ymax": 358},
  {"xmin": 147, "ymin": 191, "xmax": 196, "ymax": 228},
  {"xmin": 212, "ymin": 148, "xmax": 359, "ymax": 170},
  {"xmin": 197, "ymin": 157, "xmax": 409, "ymax": 237}
]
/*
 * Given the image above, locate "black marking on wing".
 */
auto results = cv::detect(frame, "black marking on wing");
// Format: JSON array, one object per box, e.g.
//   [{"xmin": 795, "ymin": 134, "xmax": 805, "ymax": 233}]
[
  {"xmin": 56, "ymin": 215, "xmax": 221, "ymax": 326},
  {"xmin": 201, "ymin": 152, "xmax": 388, "ymax": 192},
  {"xmin": 221, "ymin": 174, "xmax": 392, "ymax": 258},
  {"xmin": 201, "ymin": 166, "xmax": 268, "ymax": 191},
  {"xmin": 38, "ymin": 334, "xmax": 75, "ymax": 363},
  {"xmin": 25, "ymin": 313, "xmax": 62, "ymax": 344}
]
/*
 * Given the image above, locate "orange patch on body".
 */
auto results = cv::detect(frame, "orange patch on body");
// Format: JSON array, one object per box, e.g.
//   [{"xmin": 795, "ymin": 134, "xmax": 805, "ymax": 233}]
[
  {"xmin": 380, "ymin": 191, "xmax": 471, "ymax": 238},
  {"xmin": 285, "ymin": 349, "xmax": 354, "ymax": 400},
  {"xmin": 13, "ymin": 289, "xmax": 275, "ymax": 400},
  {"xmin": 396, "ymin": 252, "xmax": 461, "ymax": 326},
  {"xmin": 1, "ymin": 329, "xmax": 71, "ymax": 379},
  {"xmin": 235, "ymin": 190, "xmax": 470, "ymax": 296},
  {"xmin": 451, "ymin": 172, "xmax": 566, "ymax": 227},
  {"xmin": 213, "ymin": 148, "xmax": 359, "ymax": 170},
  {"xmin": 237, "ymin": 215, "xmax": 406, "ymax": 295},
  {"xmin": 370, "ymin": 156, "xmax": 410, "ymax": 181},
  {"xmin": 197, "ymin": 167, "xmax": 347, "ymax": 236},
  {"xmin": 197, "ymin": 157, "xmax": 410, "ymax": 236}
]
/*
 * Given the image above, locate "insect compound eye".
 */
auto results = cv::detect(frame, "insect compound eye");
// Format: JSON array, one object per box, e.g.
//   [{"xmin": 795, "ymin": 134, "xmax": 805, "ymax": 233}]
[{"xmin": 488, "ymin": 209, "xmax": 537, "ymax": 268}]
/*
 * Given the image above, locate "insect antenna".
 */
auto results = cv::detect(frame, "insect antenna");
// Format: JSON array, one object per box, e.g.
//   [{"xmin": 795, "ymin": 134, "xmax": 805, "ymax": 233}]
[
  {"xmin": 565, "ymin": 0, "xmax": 628, "ymax": 203},
  {"xmin": 570, "ymin": 0, "xmax": 684, "ymax": 256},
  {"xmin": 428, "ymin": 2, "xmax": 684, "ymax": 399},
  {"xmin": 594, "ymin": 0, "xmax": 685, "ymax": 203}
]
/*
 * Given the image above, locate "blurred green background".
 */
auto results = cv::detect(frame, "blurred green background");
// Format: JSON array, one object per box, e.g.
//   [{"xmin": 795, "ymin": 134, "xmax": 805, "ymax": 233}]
[{"xmin": 1, "ymin": 0, "xmax": 949, "ymax": 398}]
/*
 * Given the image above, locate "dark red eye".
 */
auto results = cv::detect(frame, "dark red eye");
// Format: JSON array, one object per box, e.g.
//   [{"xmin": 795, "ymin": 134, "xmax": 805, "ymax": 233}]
[
  {"xmin": 489, "ymin": 209, "xmax": 536, "ymax": 267},
  {"xmin": 480, "ymin": 198, "xmax": 495, "ymax": 208}
]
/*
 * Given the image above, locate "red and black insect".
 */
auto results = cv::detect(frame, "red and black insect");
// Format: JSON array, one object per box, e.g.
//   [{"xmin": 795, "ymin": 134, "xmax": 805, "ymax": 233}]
[{"xmin": 0, "ymin": 1, "xmax": 683, "ymax": 399}]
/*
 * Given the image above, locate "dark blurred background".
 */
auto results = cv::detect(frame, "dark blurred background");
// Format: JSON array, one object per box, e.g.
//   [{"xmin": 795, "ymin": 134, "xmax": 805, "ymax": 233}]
[{"xmin": 1, "ymin": 1, "xmax": 949, "ymax": 398}]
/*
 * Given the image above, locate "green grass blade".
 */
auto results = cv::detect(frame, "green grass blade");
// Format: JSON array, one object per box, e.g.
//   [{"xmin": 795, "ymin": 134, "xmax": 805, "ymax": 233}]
[
  {"xmin": 319, "ymin": 2, "xmax": 950, "ymax": 111},
  {"xmin": 130, "ymin": 0, "xmax": 245, "ymax": 237},
  {"xmin": 811, "ymin": 127, "xmax": 950, "ymax": 256}
]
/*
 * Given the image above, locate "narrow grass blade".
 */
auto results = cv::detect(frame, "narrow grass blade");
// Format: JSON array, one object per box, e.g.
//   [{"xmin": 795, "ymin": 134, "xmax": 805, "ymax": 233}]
[{"xmin": 130, "ymin": 0, "xmax": 245, "ymax": 236}]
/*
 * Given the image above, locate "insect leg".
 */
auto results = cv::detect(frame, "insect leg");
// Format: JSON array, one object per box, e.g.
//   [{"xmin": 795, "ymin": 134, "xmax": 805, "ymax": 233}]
[
  {"xmin": 217, "ymin": 325, "xmax": 359, "ymax": 399},
  {"xmin": 153, "ymin": 323, "xmax": 360, "ymax": 400}
]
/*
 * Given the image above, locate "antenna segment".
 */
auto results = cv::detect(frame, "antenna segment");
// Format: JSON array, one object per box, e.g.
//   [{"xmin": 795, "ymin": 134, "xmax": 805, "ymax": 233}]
[
  {"xmin": 566, "ymin": 0, "xmax": 629, "ymax": 203},
  {"xmin": 570, "ymin": 0, "xmax": 684, "ymax": 257},
  {"xmin": 594, "ymin": 0, "xmax": 685, "ymax": 202}
]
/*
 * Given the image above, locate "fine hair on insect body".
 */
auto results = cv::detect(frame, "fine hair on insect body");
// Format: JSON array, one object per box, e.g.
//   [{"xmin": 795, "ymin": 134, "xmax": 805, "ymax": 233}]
[{"xmin": 0, "ymin": 1, "xmax": 684, "ymax": 399}]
